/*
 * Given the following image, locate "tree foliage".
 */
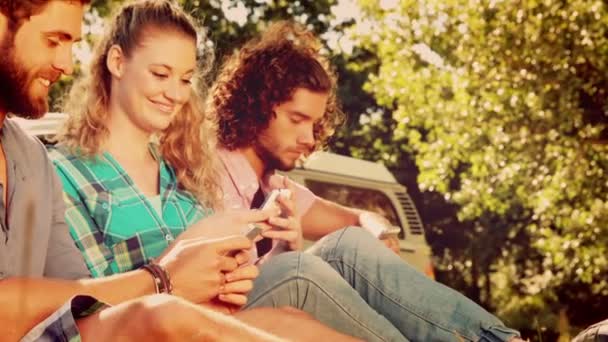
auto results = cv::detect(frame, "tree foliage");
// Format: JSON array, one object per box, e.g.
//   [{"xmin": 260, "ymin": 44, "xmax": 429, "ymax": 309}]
[{"xmin": 348, "ymin": 0, "xmax": 608, "ymax": 336}]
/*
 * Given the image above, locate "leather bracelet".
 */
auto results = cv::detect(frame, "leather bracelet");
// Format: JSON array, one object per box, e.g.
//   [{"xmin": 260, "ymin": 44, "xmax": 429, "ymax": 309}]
[
  {"xmin": 154, "ymin": 262, "xmax": 173, "ymax": 294},
  {"xmin": 141, "ymin": 262, "xmax": 173, "ymax": 294},
  {"xmin": 141, "ymin": 264, "xmax": 161, "ymax": 294}
]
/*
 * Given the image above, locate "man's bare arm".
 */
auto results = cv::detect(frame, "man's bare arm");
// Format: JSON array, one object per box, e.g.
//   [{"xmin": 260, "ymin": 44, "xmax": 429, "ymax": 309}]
[
  {"xmin": 1, "ymin": 234, "xmax": 260, "ymax": 340},
  {"xmin": 300, "ymin": 198, "xmax": 400, "ymax": 254},
  {"xmin": 76, "ymin": 294, "xmax": 360, "ymax": 342},
  {"xmin": 0, "ymin": 271, "xmax": 155, "ymax": 340},
  {"xmin": 300, "ymin": 197, "xmax": 362, "ymax": 240},
  {"xmin": 235, "ymin": 307, "xmax": 362, "ymax": 342},
  {"xmin": 77, "ymin": 295, "xmax": 286, "ymax": 342}
]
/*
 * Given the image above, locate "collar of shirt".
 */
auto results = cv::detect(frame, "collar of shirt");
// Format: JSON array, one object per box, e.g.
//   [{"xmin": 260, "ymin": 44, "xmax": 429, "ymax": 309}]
[
  {"xmin": 148, "ymin": 144, "xmax": 177, "ymax": 197},
  {"xmin": 217, "ymin": 148, "xmax": 288, "ymax": 263},
  {"xmin": 217, "ymin": 147, "xmax": 317, "ymax": 218},
  {"xmin": 218, "ymin": 148, "xmax": 284, "ymax": 208}
]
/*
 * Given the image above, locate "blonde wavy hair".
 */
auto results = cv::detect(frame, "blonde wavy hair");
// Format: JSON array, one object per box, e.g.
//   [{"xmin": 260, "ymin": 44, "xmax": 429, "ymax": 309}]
[{"xmin": 57, "ymin": 0, "xmax": 222, "ymax": 209}]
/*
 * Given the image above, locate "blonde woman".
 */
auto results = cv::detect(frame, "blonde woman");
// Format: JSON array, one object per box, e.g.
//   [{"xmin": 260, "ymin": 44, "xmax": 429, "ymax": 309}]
[{"xmin": 48, "ymin": 0, "xmax": 271, "ymax": 309}]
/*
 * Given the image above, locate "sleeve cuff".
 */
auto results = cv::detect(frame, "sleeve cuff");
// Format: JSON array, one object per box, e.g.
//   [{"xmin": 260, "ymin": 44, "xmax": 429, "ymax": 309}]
[
  {"xmin": 20, "ymin": 295, "xmax": 107, "ymax": 342},
  {"xmin": 573, "ymin": 319, "xmax": 608, "ymax": 342}
]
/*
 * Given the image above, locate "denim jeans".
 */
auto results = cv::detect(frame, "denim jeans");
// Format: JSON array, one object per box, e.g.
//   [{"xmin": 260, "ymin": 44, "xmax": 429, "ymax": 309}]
[{"xmin": 245, "ymin": 227, "xmax": 520, "ymax": 342}]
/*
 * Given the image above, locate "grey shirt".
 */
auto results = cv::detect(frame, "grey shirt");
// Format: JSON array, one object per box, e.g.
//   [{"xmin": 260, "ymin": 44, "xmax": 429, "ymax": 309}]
[{"xmin": 0, "ymin": 118, "xmax": 88, "ymax": 279}]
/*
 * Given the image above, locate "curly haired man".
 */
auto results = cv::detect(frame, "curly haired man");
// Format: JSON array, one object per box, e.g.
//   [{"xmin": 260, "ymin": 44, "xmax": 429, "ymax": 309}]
[{"xmin": 208, "ymin": 20, "xmax": 526, "ymax": 342}]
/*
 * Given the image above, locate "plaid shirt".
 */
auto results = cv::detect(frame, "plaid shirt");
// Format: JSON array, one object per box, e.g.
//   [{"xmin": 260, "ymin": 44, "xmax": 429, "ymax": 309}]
[
  {"xmin": 21, "ymin": 295, "xmax": 105, "ymax": 342},
  {"xmin": 48, "ymin": 145, "xmax": 212, "ymax": 277}
]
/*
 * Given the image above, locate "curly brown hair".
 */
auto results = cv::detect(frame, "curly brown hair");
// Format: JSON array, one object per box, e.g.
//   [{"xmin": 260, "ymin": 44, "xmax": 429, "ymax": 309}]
[
  {"xmin": 0, "ymin": 0, "xmax": 91, "ymax": 29},
  {"xmin": 208, "ymin": 20, "xmax": 344, "ymax": 151}
]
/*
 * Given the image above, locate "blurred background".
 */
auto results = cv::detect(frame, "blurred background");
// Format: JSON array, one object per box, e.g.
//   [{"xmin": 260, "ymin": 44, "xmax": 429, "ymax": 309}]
[{"xmin": 50, "ymin": 1, "xmax": 608, "ymax": 340}]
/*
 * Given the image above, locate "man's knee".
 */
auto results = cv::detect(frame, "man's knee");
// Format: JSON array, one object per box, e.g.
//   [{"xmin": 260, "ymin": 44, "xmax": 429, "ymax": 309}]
[
  {"xmin": 253, "ymin": 252, "xmax": 341, "ymax": 293},
  {"xmin": 289, "ymin": 252, "xmax": 351, "ymax": 291},
  {"xmin": 257, "ymin": 252, "xmax": 337, "ymax": 283},
  {"xmin": 313, "ymin": 226, "xmax": 376, "ymax": 255},
  {"xmin": 336, "ymin": 226, "xmax": 375, "ymax": 243},
  {"xmin": 256, "ymin": 251, "xmax": 302, "ymax": 283}
]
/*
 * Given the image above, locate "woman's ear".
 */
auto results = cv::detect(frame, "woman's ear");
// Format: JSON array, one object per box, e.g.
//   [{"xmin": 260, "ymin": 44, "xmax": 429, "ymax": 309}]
[{"xmin": 106, "ymin": 45, "xmax": 125, "ymax": 78}]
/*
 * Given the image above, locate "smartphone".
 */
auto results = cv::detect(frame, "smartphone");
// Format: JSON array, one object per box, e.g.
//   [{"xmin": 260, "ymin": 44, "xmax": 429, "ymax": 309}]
[
  {"xmin": 378, "ymin": 227, "xmax": 401, "ymax": 239},
  {"xmin": 258, "ymin": 189, "xmax": 282, "ymax": 210},
  {"xmin": 243, "ymin": 189, "xmax": 285, "ymax": 241},
  {"xmin": 245, "ymin": 224, "xmax": 263, "ymax": 240}
]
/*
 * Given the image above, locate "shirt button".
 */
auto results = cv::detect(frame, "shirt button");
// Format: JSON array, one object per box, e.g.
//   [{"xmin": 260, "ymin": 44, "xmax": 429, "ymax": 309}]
[
  {"xmin": 165, "ymin": 234, "xmax": 174, "ymax": 241},
  {"xmin": 102, "ymin": 203, "xmax": 109, "ymax": 210}
]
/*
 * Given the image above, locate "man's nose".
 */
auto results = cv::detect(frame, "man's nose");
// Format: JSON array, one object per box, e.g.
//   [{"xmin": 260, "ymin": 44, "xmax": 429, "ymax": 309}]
[
  {"xmin": 298, "ymin": 125, "xmax": 315, "ymax": 148},
  {"xmin": 53, "ymin": 45, "xmax": 74, "ymax": 75}
]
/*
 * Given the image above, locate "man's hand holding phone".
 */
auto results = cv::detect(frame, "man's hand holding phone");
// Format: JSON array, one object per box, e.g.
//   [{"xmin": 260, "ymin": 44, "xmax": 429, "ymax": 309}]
[
  {"xmin": 263, "ymin": 187, "xmax": 303, "ymax": 251},
  {"xmin": 246, "ymin": 179, "xmax": 303, "ymax": 254},
  {"xmin": 242, "ymin": 189, "xmax": 284, "ymax": 243},
  {"xmin": 359, "ymin": 211, "xmax": 401, "ymax": 255}
]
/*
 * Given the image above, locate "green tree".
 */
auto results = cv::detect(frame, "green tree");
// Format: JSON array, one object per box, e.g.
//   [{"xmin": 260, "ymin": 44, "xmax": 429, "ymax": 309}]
[{"xmin": 347, "ymin": 0, "xmax": 608, "ymax": 338}]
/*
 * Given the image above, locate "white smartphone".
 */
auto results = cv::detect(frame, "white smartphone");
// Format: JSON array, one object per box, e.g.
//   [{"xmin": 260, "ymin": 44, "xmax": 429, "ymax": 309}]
[
  {"xmin": 244, "ymin": 189, "xmax": 289, "ymax": 240},
  {"xmin": 258, "ymin": 189, "xmax": 282, "ymax": 210},
  {"xmin": 245, "ymin": 224, "xmax": 263, "ymax": 240},
  {"xmin": 378, "ymin": 227, "xmax": 401, "ymax": 239}
]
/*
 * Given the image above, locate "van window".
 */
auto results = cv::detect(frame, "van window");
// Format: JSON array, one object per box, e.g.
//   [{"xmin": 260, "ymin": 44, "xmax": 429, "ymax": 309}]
[{"xmin": 304, "ymin": 179, "xmax": 405, "ymax": 239}]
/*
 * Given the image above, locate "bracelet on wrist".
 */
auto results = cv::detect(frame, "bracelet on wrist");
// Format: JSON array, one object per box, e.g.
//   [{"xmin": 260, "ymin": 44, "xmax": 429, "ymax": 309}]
[{"xmin": 141, "ymin": 262, "xmax": 173, "ymax": 294}]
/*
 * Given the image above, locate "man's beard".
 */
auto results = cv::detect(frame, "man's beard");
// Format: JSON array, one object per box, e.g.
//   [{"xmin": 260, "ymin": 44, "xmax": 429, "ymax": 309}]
[
  {"xmin": 253, "ymin": 141, "xmax": 297, "ymax": 173},
  {"xmin": 0, "ymin": 31, "xmax": 48, "ymax": 119}
]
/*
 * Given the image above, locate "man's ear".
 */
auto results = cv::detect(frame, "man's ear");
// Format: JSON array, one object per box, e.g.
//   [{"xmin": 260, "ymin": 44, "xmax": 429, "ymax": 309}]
[
  {"xmin": 0, "ymin": 12, "xmax": 8, "ymax": 39},
  {"xmin": 106, "ymin": 44, "xmax": 125, "ymax": 78}
]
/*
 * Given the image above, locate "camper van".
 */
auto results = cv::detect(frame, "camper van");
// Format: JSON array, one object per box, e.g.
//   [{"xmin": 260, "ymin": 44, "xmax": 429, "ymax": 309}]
[
  {"xmin": 286, "ymin": 152, "xmax": 434, "ymax": 278},
  {"xmin": 15, "ymin": 113, "xmax": 434, "ymax": 278}
]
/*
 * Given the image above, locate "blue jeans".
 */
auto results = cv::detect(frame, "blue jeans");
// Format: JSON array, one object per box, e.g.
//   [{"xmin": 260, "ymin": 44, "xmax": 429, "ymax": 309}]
[{"xmin": 245, "ymin": 227, "xmax": 520, "ymax": 342}]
